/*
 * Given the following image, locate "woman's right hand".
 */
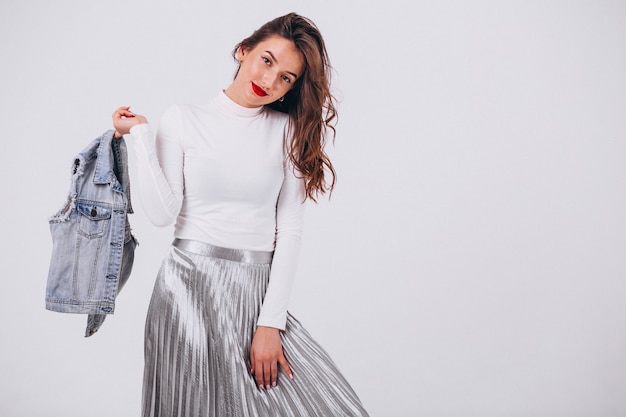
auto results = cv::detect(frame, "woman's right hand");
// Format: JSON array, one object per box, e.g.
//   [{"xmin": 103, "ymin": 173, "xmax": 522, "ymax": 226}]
[{"xmin": 112, "ymin": 106, "xmax": 148, "ymax": 138}]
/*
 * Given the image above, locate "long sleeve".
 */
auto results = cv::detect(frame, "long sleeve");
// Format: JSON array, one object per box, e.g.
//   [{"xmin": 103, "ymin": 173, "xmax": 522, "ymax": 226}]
[
  {"xmin": 127, "ymin": 93, "xmax": 307, "ymax": 330},
  {"xmin": 256, "ymin": 160, "xmax": 306, "ymax": 330},
  {"xmin": 128, "ymin": 105, "xmax": 184, "ymax": 227}
]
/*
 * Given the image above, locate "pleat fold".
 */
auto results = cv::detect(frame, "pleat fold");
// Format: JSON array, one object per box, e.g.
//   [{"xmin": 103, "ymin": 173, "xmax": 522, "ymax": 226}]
[{"xmin": 142, "ymin": 239, "xmax": 368, "ymax": 417}]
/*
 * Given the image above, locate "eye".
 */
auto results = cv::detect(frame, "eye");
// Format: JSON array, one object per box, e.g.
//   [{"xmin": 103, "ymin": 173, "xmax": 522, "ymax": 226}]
[
  {"xmin": 281, "ymin": 75, "xmax": 292, "ymax": 84},
  {"xmin": 262, "ymin": 56, "xmax": 270, "ymax": 65}
]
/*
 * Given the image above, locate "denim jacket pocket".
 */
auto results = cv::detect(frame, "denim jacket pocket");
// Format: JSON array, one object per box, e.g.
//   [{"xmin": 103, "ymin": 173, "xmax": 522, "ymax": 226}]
[{"xmin": 77, "ymin": 202, "xmax": 112, "ymax": 238}]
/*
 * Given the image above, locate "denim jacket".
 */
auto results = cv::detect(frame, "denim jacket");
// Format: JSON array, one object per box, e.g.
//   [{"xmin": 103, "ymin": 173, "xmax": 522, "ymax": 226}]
[{"xmin": 46, "ymin": 130, "xmax": 137, "ymax": 337}]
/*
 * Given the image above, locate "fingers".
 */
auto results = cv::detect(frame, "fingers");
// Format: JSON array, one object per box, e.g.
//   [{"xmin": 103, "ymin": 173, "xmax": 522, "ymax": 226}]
[
  {"xmin": 253, "ymin": 359, "xmax": 263, "ymax": 389},
  {"xmin": 263, "ymin": 362, "xmax": 273, "ymax": 390},
  {"xmin": 251, "ymin": 354, "xmax": 293, "ymax": 390},
  {"xmin": 112, "ymin": 106, "xmax": 135, "ymax": 120},
  {"xmin": 252, "ymin": 355, "xmax": 267, "ymax": 389},
  {"xmin": 278, "ymin": 353, "xmax": 293, "ymax": 381},
  {"xmin": 253, "ymin": 361, "xmax": 275, "ymax": 390},
  {"xmin": 250, "ymin": 349, "xmax": 261, "ymax": 388}
]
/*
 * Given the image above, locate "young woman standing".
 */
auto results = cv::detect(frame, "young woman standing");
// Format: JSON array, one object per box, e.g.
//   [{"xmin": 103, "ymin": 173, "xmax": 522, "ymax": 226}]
[{"xmin": 113, "ymin": 12, "xmax": 368, "ymax": 417}]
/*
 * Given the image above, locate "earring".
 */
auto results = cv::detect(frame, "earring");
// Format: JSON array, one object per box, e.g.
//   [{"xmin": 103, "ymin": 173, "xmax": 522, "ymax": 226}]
[{"xmin": 279, "ymin": 96, "xmax": 285, "ymax": 103}]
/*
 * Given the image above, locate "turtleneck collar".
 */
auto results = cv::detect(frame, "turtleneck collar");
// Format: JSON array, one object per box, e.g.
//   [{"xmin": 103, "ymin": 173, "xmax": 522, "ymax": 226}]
[{"xmin": 213, "ymin": 90, "xmax": 265, "ymax": 118}]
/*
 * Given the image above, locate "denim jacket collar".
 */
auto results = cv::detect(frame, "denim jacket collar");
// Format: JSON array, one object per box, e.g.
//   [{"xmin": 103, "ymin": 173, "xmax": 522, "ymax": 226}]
[
  {"xmin": 93, "ymin": 130, "xmax": 116, "ymax": 184},
  {"xmin": 88, "ymin": 130, "xmax": 133, "ymax": 212}
]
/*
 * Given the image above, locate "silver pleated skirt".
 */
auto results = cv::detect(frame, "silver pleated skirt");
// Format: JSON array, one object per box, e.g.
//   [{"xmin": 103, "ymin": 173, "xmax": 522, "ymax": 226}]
[{"xmin": 142, "ymin": 239, "xmax": 369, "ymax": 417}]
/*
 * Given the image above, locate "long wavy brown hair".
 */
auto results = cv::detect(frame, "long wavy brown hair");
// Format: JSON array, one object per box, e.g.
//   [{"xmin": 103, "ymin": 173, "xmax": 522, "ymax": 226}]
[{"xmin": 233, "ymin": 13, "xmax": 337, "ymax": 201}]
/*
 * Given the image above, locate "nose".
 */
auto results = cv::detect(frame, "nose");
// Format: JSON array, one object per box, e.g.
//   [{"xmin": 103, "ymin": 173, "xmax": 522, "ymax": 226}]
[{"xmin": 261, "ymin": 70, "xmax": 278, "ymax": 90}]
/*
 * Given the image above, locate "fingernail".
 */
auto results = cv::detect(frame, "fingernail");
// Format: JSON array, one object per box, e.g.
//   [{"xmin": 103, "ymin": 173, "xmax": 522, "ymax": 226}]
[
  {"xmin": 288, "ymin": 373, "xmax": 293, "ymax": 379},
  {"xmin": 266, "ymin": 384, "xmax": 271, "ymax": 390},
  {"xmin": 258, "ymin": 384, "xmax": 264, "ymax": 390},
  {"xmin": 272, "ymin": 381, "xmax": 277, "ymax": 387}
]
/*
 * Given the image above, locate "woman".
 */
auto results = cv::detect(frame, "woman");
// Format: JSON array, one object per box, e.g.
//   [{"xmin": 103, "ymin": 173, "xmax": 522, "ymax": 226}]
[{"xmin": 113, "ymin": 12, "xmax": 368, "ymax": 417}]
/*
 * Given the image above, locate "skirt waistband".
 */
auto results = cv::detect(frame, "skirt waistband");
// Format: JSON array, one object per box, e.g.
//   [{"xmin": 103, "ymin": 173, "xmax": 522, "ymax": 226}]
[{"xmin": 173, "ymin": 238, "xmax": 274, "ymax": 264}]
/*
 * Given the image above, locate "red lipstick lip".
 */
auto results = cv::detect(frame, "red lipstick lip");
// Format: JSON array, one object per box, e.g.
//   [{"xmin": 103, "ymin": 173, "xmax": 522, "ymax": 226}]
[{"xmin": 251, "ymin": 82, "xmax": 268, "ymax": 97}]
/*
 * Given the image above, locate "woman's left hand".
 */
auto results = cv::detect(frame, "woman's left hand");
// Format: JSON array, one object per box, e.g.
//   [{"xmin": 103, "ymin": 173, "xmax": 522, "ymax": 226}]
[{"xmin": 250, "ymin": 326, "xmax": 293, "ymax": 390}]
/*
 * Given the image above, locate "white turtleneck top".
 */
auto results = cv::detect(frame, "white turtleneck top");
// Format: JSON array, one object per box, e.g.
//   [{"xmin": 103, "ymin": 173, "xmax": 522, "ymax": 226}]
[{"xmin": 128, "ymin": 91, "xmax": 306, "ymax": 330}]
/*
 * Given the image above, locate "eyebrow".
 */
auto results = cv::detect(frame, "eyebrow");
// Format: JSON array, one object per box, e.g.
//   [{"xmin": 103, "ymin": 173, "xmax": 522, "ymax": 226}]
[{"xmin": 266, "ymin": 50, "xmax": 299, "ymax": 79}]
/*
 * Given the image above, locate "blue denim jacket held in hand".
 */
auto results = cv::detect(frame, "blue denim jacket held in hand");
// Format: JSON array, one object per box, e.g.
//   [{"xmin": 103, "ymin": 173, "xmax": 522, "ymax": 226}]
[{"xmin": 46, "ymin": 130, "xmax": 137, "ymax": 337}]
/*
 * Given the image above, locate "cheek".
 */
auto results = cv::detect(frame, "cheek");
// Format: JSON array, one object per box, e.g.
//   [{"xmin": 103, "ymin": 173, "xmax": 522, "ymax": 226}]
[
  {"xmin": 275, "ymin": 81, "xmax": 293, "ymax": 95},
  {"xmin": 238, "ymin": 60, "xmax": 260, "ymax": 79}
]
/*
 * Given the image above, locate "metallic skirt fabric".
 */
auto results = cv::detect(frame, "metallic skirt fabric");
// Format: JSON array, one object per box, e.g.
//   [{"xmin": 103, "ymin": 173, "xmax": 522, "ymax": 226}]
[{"xmin": 142, "ymin": 239, "xmax": 369, "ymax": 417}]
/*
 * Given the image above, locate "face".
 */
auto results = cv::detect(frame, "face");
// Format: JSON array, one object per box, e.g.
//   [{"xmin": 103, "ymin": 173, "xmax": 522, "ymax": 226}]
[{"xmin": 225, "ymin": 36, "xmax": 304, "ymax": 108}]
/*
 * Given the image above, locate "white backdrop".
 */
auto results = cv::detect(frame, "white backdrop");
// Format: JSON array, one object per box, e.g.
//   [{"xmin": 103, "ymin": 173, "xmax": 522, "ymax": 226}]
[{"xmin": 1, "ymin": 1, "xmax": 625, "ymax": 416}]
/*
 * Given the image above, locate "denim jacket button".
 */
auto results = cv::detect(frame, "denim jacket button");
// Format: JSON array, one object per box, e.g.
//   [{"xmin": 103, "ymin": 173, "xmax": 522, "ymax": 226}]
[{"xmin": 91, "ymin": 208, "xmax": 97, "ymax": 217}]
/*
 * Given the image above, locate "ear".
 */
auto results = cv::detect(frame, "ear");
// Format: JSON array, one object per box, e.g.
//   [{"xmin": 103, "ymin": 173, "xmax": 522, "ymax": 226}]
[{"xmin": 236, "ymin": 45, "xmax": 248, "ymax": 62}]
